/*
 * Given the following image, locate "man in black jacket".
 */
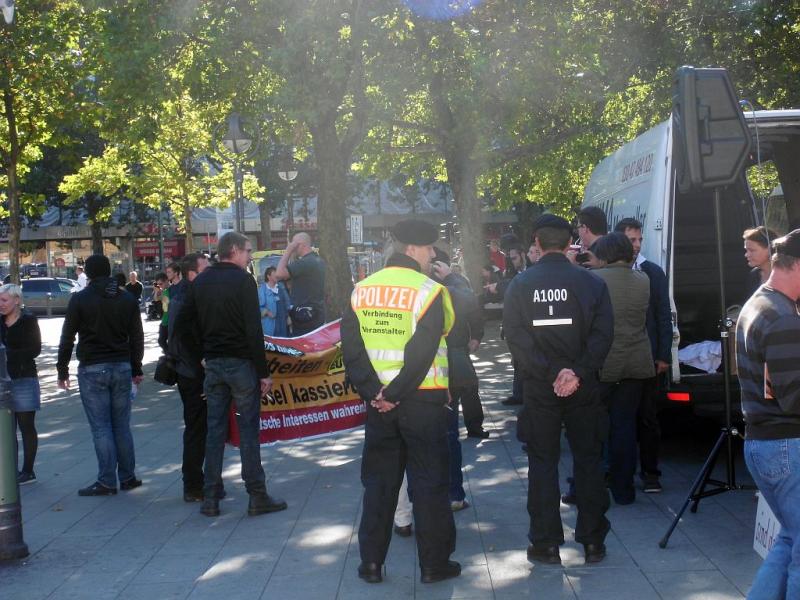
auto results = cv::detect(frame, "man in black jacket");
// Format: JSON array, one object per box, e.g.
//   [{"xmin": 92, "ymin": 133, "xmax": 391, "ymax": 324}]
[
  {"xmin": 432, "ymin": 249, "xmax": 487, "ymax": 439},
  {"xmin": 615, "ymin": 218, "xmax": 672, "ymax": 493},
  {"xmin": 431, "ymin": 249, "xmax": 486, "ymax": 517},
  {"xmin": 167, "ymin": 253, "xmax": 209, "ymax": 502},
  {"xmin": 504, "ymin": 215, "xmax": 613, "ymax": 566},
  {"xmin": 57, "ymin": 255, "xmax": 144, "ymax": 497},
  {"xmin": 174, "ymin": 232, "xmax": 286, "ymax": 518}
]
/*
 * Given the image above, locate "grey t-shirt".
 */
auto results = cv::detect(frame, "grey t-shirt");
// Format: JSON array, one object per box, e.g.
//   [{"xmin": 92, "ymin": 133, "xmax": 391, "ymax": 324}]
[{"xmin": 287, "ymin": 252, "xmax": 326, "ymax": 309}]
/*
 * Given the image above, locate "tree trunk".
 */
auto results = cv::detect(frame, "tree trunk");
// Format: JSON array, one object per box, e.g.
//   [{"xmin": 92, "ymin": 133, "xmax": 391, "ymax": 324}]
[
  {"xmin": 86, "ymin": 193, "xmax": 104, "ymax": 254},
  {"xmin": 6, "ymin": 159, "xmax": 20, "ymax": 285},
  {"xmin": 258, "ymin": 198, "xmax": 271, "ymax": 250},
  {"xmin": 311, "ymin": 118, "xmax": 352, "ymax": 320},
  {"xmin": 428, "ymin": 69, "xmax": 484, "ymax": 289},
  {"xmin": 514, "ymin": 201, "xmax": 543, "ymax": 249},
  {"xmin": 182, "ymin": 194, "xmax": 194, "ymax": 254},
  {"xmin": 445, "ymin": 153, "xmax": 484, "ymax": 290},
  {"xmin": 3, "ymin": 82, "xmax": 21, "ymax": 285},
  {"xmin": 91, "ymin": 222, "xmax": 104, "ymax": 254}
]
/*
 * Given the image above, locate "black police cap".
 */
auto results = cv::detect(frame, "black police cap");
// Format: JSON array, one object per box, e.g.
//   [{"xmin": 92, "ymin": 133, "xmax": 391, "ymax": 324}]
[
  {"xmin": 391, "ymin": 219, "xmax": 439, "ymax": 245},
  {"xmin": 532, "ymin": 214, "xmax": 573, "ymax": 234}
]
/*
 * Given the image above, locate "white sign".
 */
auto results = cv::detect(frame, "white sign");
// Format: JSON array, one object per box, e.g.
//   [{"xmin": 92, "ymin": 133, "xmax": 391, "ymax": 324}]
[
  {"xmin": 216, "ymin": 207, "xmax": 234, "ymax": 242},
  {"xmin": 349, "ymin": 214, "xmax": 363, "ymax": 245},
  {"xmin": 754, "ymin": 492, "xmax": 781, "ymax": 559}
]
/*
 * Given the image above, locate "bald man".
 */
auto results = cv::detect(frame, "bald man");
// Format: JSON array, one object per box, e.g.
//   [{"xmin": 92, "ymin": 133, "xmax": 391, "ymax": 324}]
[{"xmin": 276, "ymin": 232, "xmax": 326, "ymax": 336}]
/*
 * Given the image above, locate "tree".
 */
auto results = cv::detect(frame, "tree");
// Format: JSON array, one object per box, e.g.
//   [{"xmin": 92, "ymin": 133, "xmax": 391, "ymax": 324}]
[
  {"xmin": 194, "ymin": 0, "xmax": 391, "ymax": 317},
  {"xmin": 361, "ymin": 2, "xmax": 632, "ymax": 286},
  {"xmin": 0, "ymin": 1, "xmax": 89, "ymax": 282}
]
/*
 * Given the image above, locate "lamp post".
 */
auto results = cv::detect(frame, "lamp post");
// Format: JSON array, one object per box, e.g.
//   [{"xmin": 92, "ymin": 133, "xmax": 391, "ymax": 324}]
[
  {"xmin": 277, "ymin": 146, "xmax": 298, "ymax": 241},
  {"xmin": 0, "ymin": 344, "xmax": 27, "ymax": 560},
  {"xmin": 1, "ymin": 0, "xmax": 14, "ymax": 25},
  {"xmin": 215, "ymin": 113, "xmax": 259, "ymax": 234},
  {"xmin": 0, "ymin": 0, "xmax": 27, "ymax": 564}
]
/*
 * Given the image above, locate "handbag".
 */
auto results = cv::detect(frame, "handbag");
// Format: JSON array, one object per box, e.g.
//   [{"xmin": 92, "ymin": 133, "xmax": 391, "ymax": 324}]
[
  {"xmin": 289, "ymin": 304, "xmax": 317, "ymax": 324},
  {"xmin": 154, "ymin": 355, "xmax": 178, "ymax": 386}
]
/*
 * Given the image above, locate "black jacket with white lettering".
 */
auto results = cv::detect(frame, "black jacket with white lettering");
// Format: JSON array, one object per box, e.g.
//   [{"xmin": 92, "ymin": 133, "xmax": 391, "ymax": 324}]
[{"xmin": 502, "ymin": 252, "xmax": 614, "ymax": 385}]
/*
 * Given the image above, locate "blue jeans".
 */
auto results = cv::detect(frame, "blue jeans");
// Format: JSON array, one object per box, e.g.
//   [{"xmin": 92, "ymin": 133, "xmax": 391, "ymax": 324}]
[
  {"xmin": 77, "ymin": 362, "xmax": 136, "ymax": 488},
  {"xmin": 447, "ymin": 391, "xmax": 465, "ymax": 502},
  {"xmin": 745, "ymin": 438, "xmax": 800, "ymax": 600},
  {"xmin": 203, "ymin": 358, "xmax": 266, "ymax": 497}
]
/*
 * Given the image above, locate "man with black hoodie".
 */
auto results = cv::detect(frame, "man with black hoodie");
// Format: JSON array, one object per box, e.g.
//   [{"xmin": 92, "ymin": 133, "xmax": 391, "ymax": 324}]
[{"xmin": 57, "ymin": 255, "xmax": 144, "ymax": 497}]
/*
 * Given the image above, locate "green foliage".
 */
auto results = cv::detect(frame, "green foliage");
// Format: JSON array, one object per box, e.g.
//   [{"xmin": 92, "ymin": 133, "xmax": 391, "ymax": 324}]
[
  {"xmin": 0, "ymin": 0, "xmax": 93, "ymax": 207},
  {"xmin": 4, "ymin": 0, "xmax": 799, "ymax": 273}
]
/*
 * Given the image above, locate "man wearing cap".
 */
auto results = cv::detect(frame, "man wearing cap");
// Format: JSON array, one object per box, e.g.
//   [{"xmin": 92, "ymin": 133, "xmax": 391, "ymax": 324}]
[
  {"xmin": 736, "ymin": 229, "xmax": 800, "ymax": 599},
  {"xmin": 342, "ymin": 218, "xmax": 460, "ymax": 585},
  {"xmin": 503, "ymin": 214, "xmax": 614, "ymax": 565},
  {"xmin": 57, "ymin": 254, "xmax": 145, "ymax": 496}
]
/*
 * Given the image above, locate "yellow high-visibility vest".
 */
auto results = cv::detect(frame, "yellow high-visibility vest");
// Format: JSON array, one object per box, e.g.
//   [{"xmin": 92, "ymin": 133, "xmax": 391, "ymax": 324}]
[{"xmin": 351, "ymin": 266, "xmax": 455, "ymax": 390}]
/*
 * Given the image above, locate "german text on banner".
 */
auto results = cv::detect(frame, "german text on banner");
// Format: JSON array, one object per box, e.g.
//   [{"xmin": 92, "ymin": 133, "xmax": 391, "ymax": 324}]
[{"xmin": 228, "ymin": 320, "xmax": 365, "ymax": 446}]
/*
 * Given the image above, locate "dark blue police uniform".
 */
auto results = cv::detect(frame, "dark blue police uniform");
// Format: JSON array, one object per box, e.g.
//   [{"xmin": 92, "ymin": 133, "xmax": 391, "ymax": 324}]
[{"xmin": 503, "ymin": 252, "xmax": 614, "ymax": 552}]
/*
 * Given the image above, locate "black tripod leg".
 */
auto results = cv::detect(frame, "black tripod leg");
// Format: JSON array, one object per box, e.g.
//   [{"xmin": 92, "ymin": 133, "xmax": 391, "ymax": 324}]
[
  {"xmin": 690, "ymin": 433, "xmax": 724, "ymax": 513},
  {"xmin": 659, "ymin": 430, "xmax": 727, "ymax": 549}
]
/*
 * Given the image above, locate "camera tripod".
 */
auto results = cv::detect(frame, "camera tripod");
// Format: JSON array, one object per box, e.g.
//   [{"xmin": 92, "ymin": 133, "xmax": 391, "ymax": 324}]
[{"xmin": 659, "ymin": 188, "xmax": 755, "ymax": 549}]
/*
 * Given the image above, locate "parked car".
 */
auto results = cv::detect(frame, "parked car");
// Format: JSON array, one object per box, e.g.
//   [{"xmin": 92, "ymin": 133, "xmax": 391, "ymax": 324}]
[{"xmin": 21, "ymin": 277, "xmax": 76, "ymax": 316}]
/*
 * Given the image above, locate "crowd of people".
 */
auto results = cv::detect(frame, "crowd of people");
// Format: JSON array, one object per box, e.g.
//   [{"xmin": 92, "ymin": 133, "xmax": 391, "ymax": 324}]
[
  {"xmin": 337, "ymin": 205, "xmax": 791, "ymax": 585},
  {"xmin": 6, "ymin": 209, "xmax": 797, "ymax": 594}
]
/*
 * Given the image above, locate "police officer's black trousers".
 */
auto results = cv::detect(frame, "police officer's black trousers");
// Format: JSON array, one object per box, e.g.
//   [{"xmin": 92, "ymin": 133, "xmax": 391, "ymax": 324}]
[
  {"xmin": 524, "ymin": 381, "xmax": 610, "ymax": 548},
  {"xmin": 358, "ymin": 399, "xmax": 456, "ymax": 568}
]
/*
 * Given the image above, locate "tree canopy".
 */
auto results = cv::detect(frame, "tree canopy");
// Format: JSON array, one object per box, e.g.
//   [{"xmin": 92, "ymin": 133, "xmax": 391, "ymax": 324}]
[{"xmin": 2, "ymin": 0, "xmax": 798, "ymax": 296}]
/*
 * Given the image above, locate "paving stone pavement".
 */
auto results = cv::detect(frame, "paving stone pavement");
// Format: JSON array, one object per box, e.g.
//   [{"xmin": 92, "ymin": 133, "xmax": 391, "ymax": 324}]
[{"xmin": 0, "ymin": 317, "xmax": 763, "ymax": 599}]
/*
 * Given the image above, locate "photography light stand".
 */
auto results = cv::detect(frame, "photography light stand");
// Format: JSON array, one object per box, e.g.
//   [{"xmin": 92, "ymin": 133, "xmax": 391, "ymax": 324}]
[{"xmin": 659, "ymin": 187, "xmax": 755, "ymax": 549}]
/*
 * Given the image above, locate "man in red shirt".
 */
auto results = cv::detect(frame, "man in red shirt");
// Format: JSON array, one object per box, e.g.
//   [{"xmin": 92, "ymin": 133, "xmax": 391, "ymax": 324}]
[{"xmin": 488, "ymin": 240, "xmax": 506, "ymax": 271}]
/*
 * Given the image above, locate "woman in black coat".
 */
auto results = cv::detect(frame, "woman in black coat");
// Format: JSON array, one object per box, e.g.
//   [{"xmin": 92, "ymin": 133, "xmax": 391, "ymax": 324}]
[{"xmin": 0, "ymin": 283, "xmax": 42, "ymax": 484}]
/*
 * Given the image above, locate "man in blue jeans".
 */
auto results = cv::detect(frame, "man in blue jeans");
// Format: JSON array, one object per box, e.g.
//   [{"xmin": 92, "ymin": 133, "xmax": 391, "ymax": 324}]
[
  {"xmin": 175, "ymin": 231, "xmax": 286, "ymax": 518},
  {"xmin": 57, "ymin": 254, "xmax": 144, "ymax": 496},
  {"xmin": 736, "ymin": 229, "xmax": 800, "ymax": 599}
]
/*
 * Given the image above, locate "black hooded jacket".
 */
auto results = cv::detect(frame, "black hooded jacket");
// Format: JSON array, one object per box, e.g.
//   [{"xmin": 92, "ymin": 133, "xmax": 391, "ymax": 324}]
[{"xmin": 57, "ymin": 276, "xmax": 144, "ymax": 379}]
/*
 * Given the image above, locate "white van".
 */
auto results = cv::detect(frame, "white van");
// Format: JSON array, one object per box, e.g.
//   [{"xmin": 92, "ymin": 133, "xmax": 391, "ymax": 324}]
[{"xmin": 582, "ymin": 109, "xmax": 800, "ymax": 419}]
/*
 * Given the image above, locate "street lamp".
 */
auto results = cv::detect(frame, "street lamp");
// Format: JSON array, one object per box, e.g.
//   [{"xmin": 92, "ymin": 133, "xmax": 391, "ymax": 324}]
[
  {"xmin": 275, "ymin": 147, "xmax": 298, "ymax": 239},
  {"xmin": 215, "ymin": 113, "xmax": 259, "ymax": 233},
  {"xmin": 1, "ymin": 0, "xmax": 14, "ymax": 25}
]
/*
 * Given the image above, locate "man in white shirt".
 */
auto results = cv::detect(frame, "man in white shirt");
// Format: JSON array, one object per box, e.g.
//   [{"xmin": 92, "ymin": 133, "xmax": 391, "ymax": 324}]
[{"xmin": 76, "ymin": 266, "xmax": 88, "ymax": 290}]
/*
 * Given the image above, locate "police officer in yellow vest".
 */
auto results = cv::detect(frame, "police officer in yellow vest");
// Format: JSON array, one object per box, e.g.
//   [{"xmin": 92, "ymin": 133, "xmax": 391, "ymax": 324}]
[{"xmin": 342, "ymin": 219, "xmax": 460, "ymax": 585}]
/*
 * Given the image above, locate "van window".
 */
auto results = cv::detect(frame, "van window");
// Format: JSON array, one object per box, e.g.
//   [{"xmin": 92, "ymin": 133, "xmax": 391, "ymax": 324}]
[{"xmin": 746, "ymin": 161, "xmax": 786, "ymax": 234}]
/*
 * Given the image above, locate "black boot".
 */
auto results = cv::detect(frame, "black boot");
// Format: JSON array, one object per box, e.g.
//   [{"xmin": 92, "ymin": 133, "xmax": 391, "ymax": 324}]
[
  {"xmin": 200, "ymin": 498, "xmax": 219, "ymax": 517},
  {"xmin": 248, "ymin": 493, "xmax": 288, "ymax": 516}
]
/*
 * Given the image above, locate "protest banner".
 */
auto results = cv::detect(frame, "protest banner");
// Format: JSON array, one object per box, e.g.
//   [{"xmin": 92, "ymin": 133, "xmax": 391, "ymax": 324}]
[{"xmin": 228, "ymin": 320, "xmax": 365, "ymax": 446}]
